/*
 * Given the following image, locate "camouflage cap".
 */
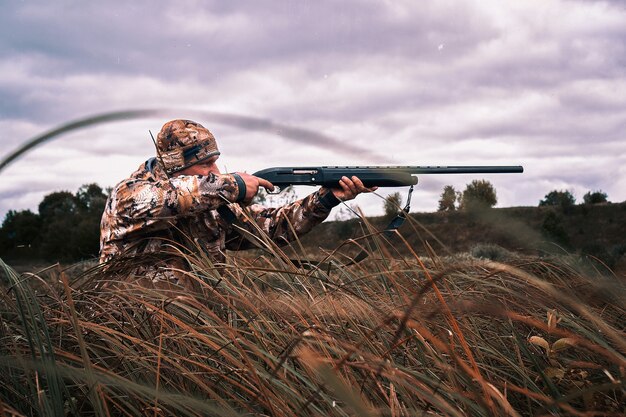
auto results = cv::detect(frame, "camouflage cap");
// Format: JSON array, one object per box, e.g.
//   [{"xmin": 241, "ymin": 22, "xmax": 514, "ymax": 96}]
[{"xmin": 156, "ymin": 119, "xmax": 220, "ymax": 175}]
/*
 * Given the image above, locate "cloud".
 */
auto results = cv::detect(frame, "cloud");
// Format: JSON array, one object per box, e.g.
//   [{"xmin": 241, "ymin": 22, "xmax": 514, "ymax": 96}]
[{"xmin": 1, "ymin": 0, "xmax": 625, "ymax": 222}]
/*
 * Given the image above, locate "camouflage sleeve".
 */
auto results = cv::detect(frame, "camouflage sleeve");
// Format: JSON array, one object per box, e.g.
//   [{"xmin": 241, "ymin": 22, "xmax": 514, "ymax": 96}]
[
  {"xmin": 224, "ymin": 188, "xmax": 341, "ymax": 250},
  {"xmin": 106, "ymin": 173, "xmax": 242, "ymax": 235}
]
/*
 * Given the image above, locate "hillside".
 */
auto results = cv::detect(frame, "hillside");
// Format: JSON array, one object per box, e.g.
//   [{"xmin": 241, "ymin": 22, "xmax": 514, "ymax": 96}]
[
  {"xmin": 2, "ymin": 202, "xmax": 625, "ymax": 276},
  {"xmin": 299, "ymin": 202, "xmax": 626, "ymax": 272}
]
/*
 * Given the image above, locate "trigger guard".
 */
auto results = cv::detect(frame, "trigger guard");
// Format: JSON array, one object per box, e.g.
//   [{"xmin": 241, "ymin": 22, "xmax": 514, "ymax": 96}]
[{"xmin": 266, "ymin": 186, "xmax": 281, "ymax": 195}]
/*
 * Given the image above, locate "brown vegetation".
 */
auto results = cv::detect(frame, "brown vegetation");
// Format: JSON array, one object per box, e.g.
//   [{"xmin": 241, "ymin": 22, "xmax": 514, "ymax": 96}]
[
  {"xmin": 303, "ymin": 202, "xmax": 626, "ymax": 275},
  {"xmin": 0, "ymin": 212, "xmax": 624, "ymax": 416}
]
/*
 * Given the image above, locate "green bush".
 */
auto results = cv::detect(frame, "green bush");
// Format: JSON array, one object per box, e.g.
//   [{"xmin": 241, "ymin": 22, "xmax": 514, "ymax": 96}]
[
  {"xmin": 383, "ymin": 192, "xmax": 402, "ymax": 218},
  {"xmin": 539, "ymin": 190, "xmax": 575, "ymax": 212},
  {"xmin": 459, "ymin": 179, "xmax": 497, "ymax": 211},
  {"xmin": 583, "ymin": 190, "xmax": 608, "ymax": 205}
]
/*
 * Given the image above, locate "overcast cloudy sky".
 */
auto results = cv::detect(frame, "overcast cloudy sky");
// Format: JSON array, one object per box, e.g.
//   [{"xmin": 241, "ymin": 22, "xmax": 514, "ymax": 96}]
[{"xmin": 1, "ymin": 0, "xmax": 625, "ymax": 221}]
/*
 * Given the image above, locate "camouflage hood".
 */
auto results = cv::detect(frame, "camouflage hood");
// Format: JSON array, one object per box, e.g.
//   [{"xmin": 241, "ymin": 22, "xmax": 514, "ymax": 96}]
[{"xmin": 156, "ymin": 119, "xmax": 220, "ymax": 175}]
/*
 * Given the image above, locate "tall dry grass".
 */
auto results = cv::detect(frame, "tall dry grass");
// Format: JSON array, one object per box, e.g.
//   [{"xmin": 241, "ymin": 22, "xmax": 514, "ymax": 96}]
[{"xmin": 0, "ymin": 215, "xmax": 624, "ymax": 416}]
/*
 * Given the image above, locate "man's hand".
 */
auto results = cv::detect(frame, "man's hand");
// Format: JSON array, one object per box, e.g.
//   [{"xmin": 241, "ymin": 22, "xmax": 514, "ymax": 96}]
[
  {"xmin": 236, "ymin": 172, "xmax": 274, "ymax": 204},
  {"xmin": 325, "ymin": 176, "xmax": 378, "ymax": 202}
]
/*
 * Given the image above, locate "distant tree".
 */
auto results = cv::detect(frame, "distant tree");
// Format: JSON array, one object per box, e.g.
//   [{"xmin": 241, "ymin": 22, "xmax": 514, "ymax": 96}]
[
  {"xmin": 36, "ymin": 185, "xmax": 108, "ymax": 261},
  {"xmin": 0, "ymin": 185, "xmax": 109, "ymax": 262},
  {"xmin": 438, "ymin": 185, "xmax": 457, "ymax": 211},
  {"xmin": 383, "ymin": 192, "xmax": 403, "ymax": 218},
  {"xmin": 0, "ymin": 210, "xmax": 42, "ymax": 256},
  {"xmin": 539, "ymin": 190, "xmax": 575, "ymax": 210},
  {"xmin": 76, "ymin": 183, "xmax": 107, "ymax": 211},
  {"xmin": 40, "ymin": 216, "xmax": 78, "ymax": 262},
  {"xmin": 38, "ymin": 191, "xmax": 77, "ymax": 222},
  {"xmin": 459, "ymin": 180, "xmax": 497, "ymax": 211},
  {"xmin": 583, "ymin": 190, "xmax": 608, "ymax": 205},
  {"xmin": 73, "ymin": 184, "xmax": 108, "ymax": 258},
  {"xmin": 72, "ymin": 216, "xmax": 102, "ymax": 258},
  {"xmin": 38, "ymin": 191, "xmax": 79, "ymax": 261}
]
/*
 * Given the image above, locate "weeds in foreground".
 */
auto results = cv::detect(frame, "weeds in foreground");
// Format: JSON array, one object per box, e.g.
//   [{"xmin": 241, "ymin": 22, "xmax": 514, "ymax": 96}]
[{"xmin": 0, "ymin": 218, "xmax": 624, "ymax": 416}]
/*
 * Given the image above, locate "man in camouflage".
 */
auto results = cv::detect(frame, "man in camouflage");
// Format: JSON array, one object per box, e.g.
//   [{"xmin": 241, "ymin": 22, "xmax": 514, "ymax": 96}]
[{"xmin": 99, "ymin": 119, "xmax": 374, "ymax": 289}]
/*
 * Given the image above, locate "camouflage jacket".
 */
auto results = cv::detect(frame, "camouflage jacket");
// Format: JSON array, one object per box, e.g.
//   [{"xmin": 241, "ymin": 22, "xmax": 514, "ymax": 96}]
[{"xmin": 99, "ymin": 158, "xmax": 340, "ymax": 286}]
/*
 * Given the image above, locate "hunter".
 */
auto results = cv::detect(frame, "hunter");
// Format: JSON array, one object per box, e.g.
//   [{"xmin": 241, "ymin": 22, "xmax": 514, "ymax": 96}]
[{"xmin": 99, "ymin": 119, "xmax": 374, "ymax": 289}]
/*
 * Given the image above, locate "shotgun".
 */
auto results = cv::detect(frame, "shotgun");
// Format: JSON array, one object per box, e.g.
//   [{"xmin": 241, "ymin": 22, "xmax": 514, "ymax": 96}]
[{"xmin": 253, "ymin": 165, "xmax": 523, "ymax": 188}]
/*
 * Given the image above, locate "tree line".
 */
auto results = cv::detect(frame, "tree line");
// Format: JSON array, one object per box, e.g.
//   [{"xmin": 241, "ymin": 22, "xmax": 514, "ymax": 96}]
[
  {"xmin": 0, "ymin": 184, "xmax": 107, "ymax": 262},
  {"xmin": 434, "ymin": 181, "xmax": 608, "ymax": 212},
  {"xmin": 0, "ymin": 181, "xmax": 612, "ymax": 263},
  {"xmin": 383, "ymin": 179, "xmax": 610, "ymax": 217}
]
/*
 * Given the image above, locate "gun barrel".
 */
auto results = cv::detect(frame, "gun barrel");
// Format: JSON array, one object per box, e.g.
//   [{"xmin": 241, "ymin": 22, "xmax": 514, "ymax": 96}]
[{"xmin": 403, "ymin": 166, "xmax": 524, "ymax": 174}]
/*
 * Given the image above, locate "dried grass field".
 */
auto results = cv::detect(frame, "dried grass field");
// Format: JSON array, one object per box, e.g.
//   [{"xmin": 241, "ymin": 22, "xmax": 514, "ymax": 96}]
[{"xmin": 0, "ymin": 215, "xmax": 624, "ymax": 416}]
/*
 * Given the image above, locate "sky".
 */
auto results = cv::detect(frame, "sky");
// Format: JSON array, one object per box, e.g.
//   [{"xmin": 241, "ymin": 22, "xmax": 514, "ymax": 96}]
[{"xmin": 1, "ymin": 0, "xmax": 625, "ymax": 221}]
